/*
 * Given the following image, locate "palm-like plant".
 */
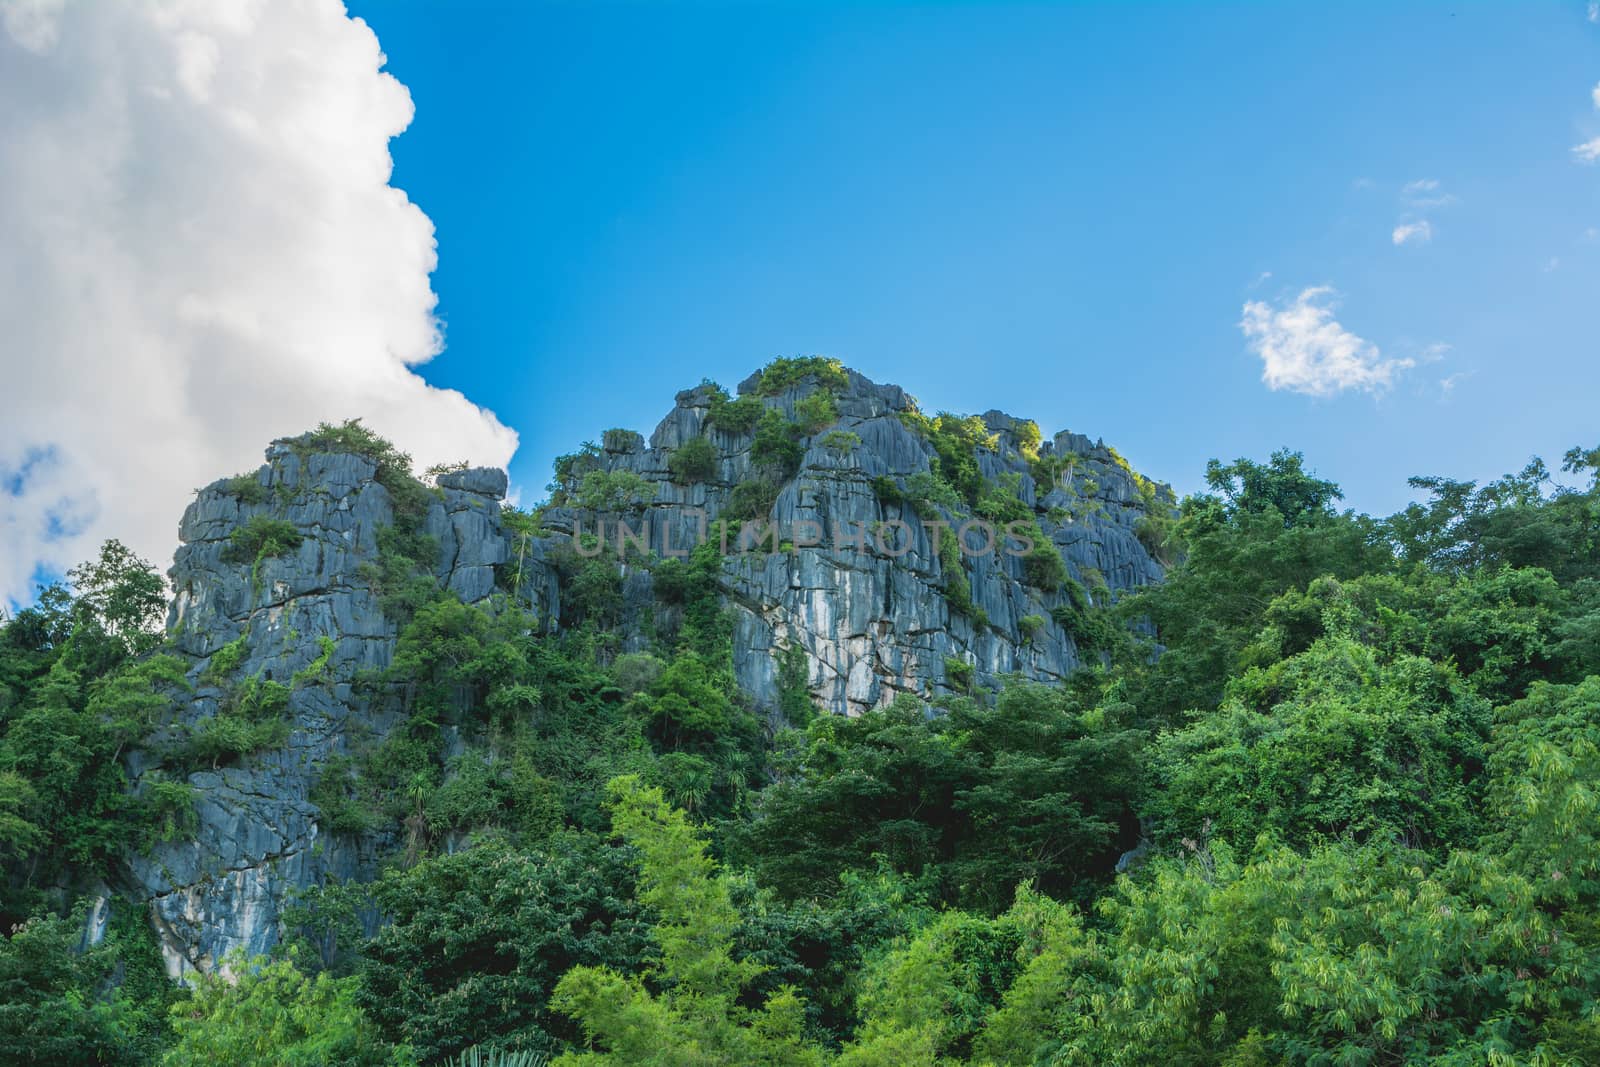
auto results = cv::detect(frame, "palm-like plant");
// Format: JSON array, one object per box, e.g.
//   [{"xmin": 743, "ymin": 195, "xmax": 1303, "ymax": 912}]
[{"xmin": 438, "ymin": 1046, "xmax": 547, "ymax": 1067}]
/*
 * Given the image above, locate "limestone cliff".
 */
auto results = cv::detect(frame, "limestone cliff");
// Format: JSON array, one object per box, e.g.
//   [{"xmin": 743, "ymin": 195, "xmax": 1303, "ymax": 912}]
[
  {"xmin": 126, "ymin": 443, "xmax": 555, "ymax": 977},
  {"xmin": 544, "ymin": 366, "xmax": 1171, "ymax": 713},
  {"xmin": 119, "ymin": 364, "xmax": 1172, "ymax": 978}
]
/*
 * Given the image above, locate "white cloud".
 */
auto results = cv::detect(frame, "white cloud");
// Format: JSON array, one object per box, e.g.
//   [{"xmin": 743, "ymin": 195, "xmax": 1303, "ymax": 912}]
[
  {"xmin": 1438, "ymin": 371, "xmax": 1472, "ymax": 401},
  {"xmin": 1400, "ymin": 179, "xmax": 1457, "ymax": 210},
  {"xmin": 1407, "ymin": 192, "xmax": 1459, "ymax": 209},
  {"xmin": 1391, "ymin": 180, "xmax": 1453, "ymax": 242},
  {"xmin": 0, "ymin": 0, "xmax": 517, "ymax": 608},
  {"xmin": 1240, "ymin": 287, "xmax": 1415, "ymax": 398},
  {"xmin": 1392, "ymin": 219, "xmax": 1433, "ymax": 246},
  {"xmin": 1544, "ymin": 256, "xmax": 1562, "ymax": 272},
  {"xmin": 1590, "ymin": 2, "xmax": 1599, "ymax": 23},
  {"xmin": 1576, "ymin": 82, "xmax": 1600, "ymax": 161}
]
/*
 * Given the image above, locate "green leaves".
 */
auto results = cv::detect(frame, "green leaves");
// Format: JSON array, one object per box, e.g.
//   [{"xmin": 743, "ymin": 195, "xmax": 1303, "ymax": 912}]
[
  {"xmin": 703, "ymin": 385, "xmax": 763, "ymax": 435},
  {"xmin": 577, "ymin": 470, "xmax": 653, "ymax": 512},
  {"xmin": 1484, "ymin": 677, "xmax": 1600, "ymax": 904},
  {"xmin": 163, "ymin": 951, "xmax": 409, "ymax": 1067},
  {"xmin": 1149, "ymin": 636, "xmax": 1490, "ymax": 854},
  {"xmin": 897, "ymin": 411, "xmax": 996, "ymax": 507},
  {"xmin": 66, "ymin": 538, "xmax": 168, "ymax": 656},
  {"xmin": 358, "ymin": 837, "xmax": 650, "ymax": 1061},
  {"xmin": 1203, "ymin": 449, "xmax": 1343, "ymax": 527},
  {"xmin": 221, "ymin": 516, "xmax": 304, "ymax": 566},
  {"xmin": 1116, "ymin": 468, "xmax": 1385, "ymax": 725},
  {"xmin": 751, "ymin": 409, "xmax": 805, "ymax": 479},
  {"xmin": 0, "ymin": 906, "xmax": 170, "ymax": 1066},
  {"xmin": 666, "ymin": 435, "xmax": 718, "ymax": 485},
  {"xmin": 754, "ymin": 357, "xmax": 850, "ymax": 397},
  {"xmin": 737, "ymin": 685, "xmax": 1143, "ymax": 913},
  {"xmin": 442, "ymin": 1047, "xmax": 549, "ymax": 1067},
  {"xmin": 549, "ymin": 778, "xmax": 823, "ymax": 1067},
  {"xmin": 794, "ymin": 392, "xmax": 839, "ymax": 435}
]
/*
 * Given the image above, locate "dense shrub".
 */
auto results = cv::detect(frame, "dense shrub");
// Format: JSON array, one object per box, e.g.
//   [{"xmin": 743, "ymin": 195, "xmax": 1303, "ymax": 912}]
[
  {"xmin": 819, "ymin": 429, "xmax": 860, "ymax": 452},
  {"xmin": 938, "ymin": 527, "xmax": 986, "ymax": 626},
  {"xmin": 904, "ymin": 470, "xmax": 963, "ymax": 517},
  {"xmin": 899, "ymin": 410, "xmax": 997, "ymax": 506},
  {"xmin": 750, "ymin": 410, "xmax": 804, "ymax": 478},
  {"xmin": 704, "ymin": 386, "xmax": 764, "ymax": 434},
  {"xmin": 795, "ymin": 391, "xmax": 839, "ymax": 434},
  {"xmin": 667, "ymin": 435, "xmax": 719, "ymax": 485},
  {"xmin": 223, "ymin": 472, "xmax": 268, "ymax": 505},
  {"xmin": 358, "ymin": 837, "xmax": 650, "ymax": 1062},
  {"xmin": 754, "ymin": 356, "xmax": 850, "ymax": 396},
  {"xmin": 182, "ymin": 676, "xmax": 293, "ymax": 768},
  {"xmin": 1018, "ymin": 521, "xmax": 1068, "ymax": 592},
  {"xmin": 220, "ymin": 516, "xmax": 303, "ymax": 565},
  {"xmin": 600, "ymin": 427, "xmax": 641, "ymax": 453},
  {"xmin": 870, "ymin": 475, "xmax": 903, "ymax": 507},
  {"xmin": 548, "ymin": 442, "xmax": 603, "ymax": 503},
  {"xmin": 165, "ymin": 951, "xmax": 405, "ymax": 1066},
  {"xmin": 727, "ymin": 479, "xmax": 780, "ymax": 521},
  {"xmin": 573, "ymin": 469, "xmax": 651, "ymax": 511},
  {"xmin": 736, "ymin": 685, "xmax": 1144, "ymax": 912}
]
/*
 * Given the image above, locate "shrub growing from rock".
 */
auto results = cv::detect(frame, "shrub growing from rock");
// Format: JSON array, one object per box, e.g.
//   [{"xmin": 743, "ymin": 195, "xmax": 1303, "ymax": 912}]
[{"xmin": 667, "ymin": 435, "xmax": 718, "ymax": 485}]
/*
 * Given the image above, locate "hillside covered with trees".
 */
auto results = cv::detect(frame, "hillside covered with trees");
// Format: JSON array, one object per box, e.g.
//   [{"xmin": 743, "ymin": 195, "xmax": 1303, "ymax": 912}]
[{"xmin": 3, "ymin": 366, "xmax": 1599, "ymax": 1064}]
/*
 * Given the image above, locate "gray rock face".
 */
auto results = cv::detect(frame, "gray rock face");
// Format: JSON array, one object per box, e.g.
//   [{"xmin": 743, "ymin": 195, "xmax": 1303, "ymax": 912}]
[
  {"xmin": 544, "ymin": 367, "xmax": 1173, "ymax": 715},
  {"xmin": 127, "ymin": 366, "xmax": 1172, "ymax": 978},
  {"xmin": 436, "ymin": 466, "xmax": 509, "ymax": 499},
  {"xmin": 129, "ymin": 446, "xmax": 553, "ymax": 979}
]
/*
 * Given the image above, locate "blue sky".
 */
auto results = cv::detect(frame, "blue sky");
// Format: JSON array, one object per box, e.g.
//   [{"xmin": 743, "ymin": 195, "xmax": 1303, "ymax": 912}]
[{"xmin": 350, "ymin": 2, "xmax": 1598, "ymax": 514}]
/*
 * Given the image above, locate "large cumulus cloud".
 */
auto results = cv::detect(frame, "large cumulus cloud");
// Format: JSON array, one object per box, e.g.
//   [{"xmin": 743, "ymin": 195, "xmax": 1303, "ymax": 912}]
[{"xmin": 0, "ymin": 0, "xmax": 517, "ymax": 607}]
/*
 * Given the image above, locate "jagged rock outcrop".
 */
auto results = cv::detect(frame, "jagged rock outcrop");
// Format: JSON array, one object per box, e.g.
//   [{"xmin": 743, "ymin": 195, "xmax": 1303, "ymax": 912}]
[
  {"xmin": 124, "ymin": 440, "xmax": 555, "ymax": 979},
  {"xmin": 123, "ymin": 364, "xmax": 1172, "ymax": 979},
  {"xmin": 541, "ymin": 367, "xmax": 1171, "ymax": 714}
]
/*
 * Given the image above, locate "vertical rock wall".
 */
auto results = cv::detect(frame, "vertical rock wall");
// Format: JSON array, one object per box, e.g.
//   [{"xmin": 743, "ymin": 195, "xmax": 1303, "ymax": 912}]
[
  {"xmin": 125, "ymin": 442, "xmax": 550, "ymax": 978},
  {"xmin": 540, "ymin": 368, "xmax": 1170, "ymax": 715}
]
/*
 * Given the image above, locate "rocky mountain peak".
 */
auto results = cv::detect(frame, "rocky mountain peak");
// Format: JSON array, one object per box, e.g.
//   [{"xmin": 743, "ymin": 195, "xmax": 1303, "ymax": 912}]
[{"xmin": 116, "ymin": 360, "xmax": 1174, "ymax": 979}]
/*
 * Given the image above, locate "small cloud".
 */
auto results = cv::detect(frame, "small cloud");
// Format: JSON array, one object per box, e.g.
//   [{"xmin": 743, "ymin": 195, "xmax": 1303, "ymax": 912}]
[
  {"xmin": 1240, "ymin": 286, "xmax": 1415, "ymax": 398},
  {"xmin": 1591, "ymin": 2, "xmax": 1599, "ymax": 23},
  {"xmin": 1392, "ymin": 219, "xmax": 1433, "ymax": 246},
  {"xmin": 1352, "ymin": 177, "xmax": 1375, "ymax": 190},
  {"xmin": 1584, "ymin": 227, "xmax": 1599, "ymax": 242},
  {"xmin": 1575, "ymin": 83, "xmax": 1600, "ymax": 161},
  {"xmin": 1392, "ymin": 181, "xmax": 1454, "ymax": 242},
  {"xmin": 1248, "ymin": 270, "xmax": 1273, "ymax": 289},
  {"xmin": 1544, "ymin": 257, "xmax": 1562, "ymax": 272},
  {"xmin": 1438, "ymin": 371, "xmax": 1473, "ymax": 401},
  {"xmin": 1408, "ymin": 192, "xmax": 1460, "ymax": 209},
  {"xmin": 1400, "ymin": 180, "xmax": 1459, "ymax": 210},
  {"xmin": 1420, "ymin": 342, "xmax": 1451, "ymax": 364}
]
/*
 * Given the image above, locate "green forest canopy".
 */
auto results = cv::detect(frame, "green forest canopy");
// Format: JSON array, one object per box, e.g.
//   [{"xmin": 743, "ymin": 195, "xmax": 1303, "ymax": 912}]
[{"xmin": 3, "ymin": 441, "xmax": 1600, "ymax": 1065}]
